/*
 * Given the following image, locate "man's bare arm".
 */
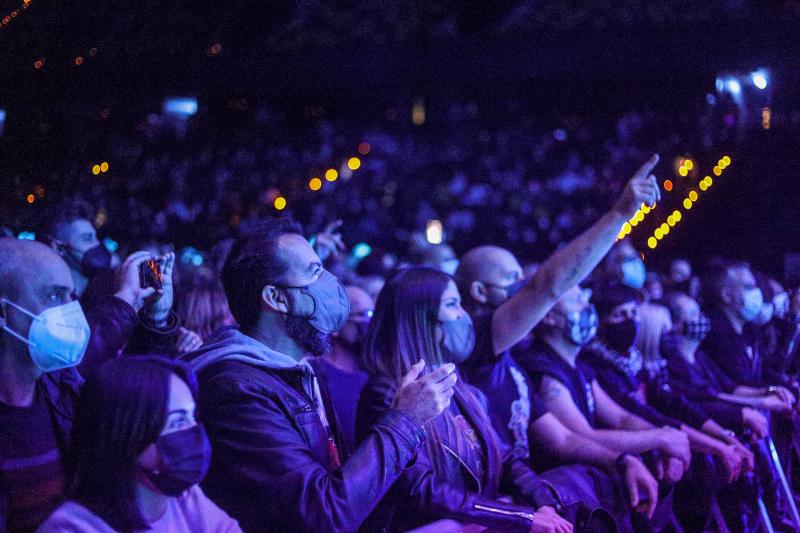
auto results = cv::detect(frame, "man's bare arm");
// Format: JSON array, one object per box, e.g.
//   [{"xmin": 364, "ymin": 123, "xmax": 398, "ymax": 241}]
[{"xmin": 492, "ymin": 155, "xmax": 661, "ymax": 353}]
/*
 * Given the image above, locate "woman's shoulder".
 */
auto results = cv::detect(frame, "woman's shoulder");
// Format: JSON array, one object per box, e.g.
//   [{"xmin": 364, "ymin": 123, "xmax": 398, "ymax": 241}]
[
  {"xmin": 169, "ymin": 485, "xmax": 242, "ymax": 532},
  {"xmin": 36, "ymin": 500, "xmax": 115, "ymax": 533}
]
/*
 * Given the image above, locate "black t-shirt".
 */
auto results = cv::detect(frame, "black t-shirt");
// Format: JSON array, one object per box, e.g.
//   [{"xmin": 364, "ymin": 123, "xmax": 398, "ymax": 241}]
[
  {"xmin": 0, "ymin": 386, "xmax": 66, "ymax": 533},
  {"xmin": 701, "ymin": 308, "xmax": 763, "ymax": 387},
  {"xmin": 579, "ymin": 345, "xmax": 688, "ymax": 428},
  {"xmin": 462, "ymin": 311, "xmax": 549, "ymax": 460},
  {"xmin": 515, "ymin": 339, "xmax": 598, "ymax": 428}
]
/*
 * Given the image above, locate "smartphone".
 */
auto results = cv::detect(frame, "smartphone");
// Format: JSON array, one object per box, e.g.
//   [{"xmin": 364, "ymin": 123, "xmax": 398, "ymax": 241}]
[{"xmin": 139, "ymin": 259, "xmax": 163, "ymax": 290}]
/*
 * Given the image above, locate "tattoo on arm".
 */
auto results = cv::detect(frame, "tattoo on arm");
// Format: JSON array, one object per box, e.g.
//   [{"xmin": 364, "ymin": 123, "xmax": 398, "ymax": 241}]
[{"xmin": 566, "ymin": 244, "xmax": 594, "ymax": 285}]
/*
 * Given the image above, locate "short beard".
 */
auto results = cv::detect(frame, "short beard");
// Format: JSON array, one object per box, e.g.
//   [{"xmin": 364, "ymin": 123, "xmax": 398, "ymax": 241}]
[{"xmin": 285, "ymin": 315, "xmax": 330, "ymax": 357}]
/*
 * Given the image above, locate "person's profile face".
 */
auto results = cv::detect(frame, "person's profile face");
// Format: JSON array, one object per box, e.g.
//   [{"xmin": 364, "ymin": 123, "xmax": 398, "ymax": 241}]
[
  {"xmin": 137, "ymin": 373, "xmax": 197, "ymax": 472},
  {"xmin": 724, "ymin": 267, "xmax": 756, "ymax": 309},
  {"xmin": 605, "ymin": 300, "xmax": 640, "ymax": 324},
  {"xmin": 2, "ymin": 249, "xmax": 75, "ymax": 344},
  {"xmin": 438, "ymin": 281, "xmax": 466, "ymax": 322},
  {"xmin": 162, "ymin": 374, "xmax": 197, "ymax": 436},
  {"xmin": 61, "ymin": 219, "xmax": 100, "ymax": 257},
  {"xmin": 483, "ymin": 249, "xmax": 523, "ymax": 306},
  {"xmin": 273, "ymin": 234, "xmax": 325, "ymax": 316}
]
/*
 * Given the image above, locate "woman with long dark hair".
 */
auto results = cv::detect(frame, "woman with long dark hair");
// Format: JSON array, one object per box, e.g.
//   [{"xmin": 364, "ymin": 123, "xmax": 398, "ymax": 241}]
[
  {"xmin": 37, "ymin": 356, "xmax": 241, "ymax": 532},
  {"xmin": 357, "ymin": 267, "xmax": 579, "ymax": 532}
]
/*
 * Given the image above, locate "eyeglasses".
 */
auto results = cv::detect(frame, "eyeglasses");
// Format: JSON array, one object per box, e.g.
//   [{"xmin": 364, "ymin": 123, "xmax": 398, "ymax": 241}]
[{"xmin": 349, "ymin": 310, "xmax": 373, "ymax": 320}]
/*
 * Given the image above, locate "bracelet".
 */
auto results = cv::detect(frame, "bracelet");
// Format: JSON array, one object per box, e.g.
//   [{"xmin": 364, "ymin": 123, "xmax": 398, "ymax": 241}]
[{"xmin": 768, "ymin": 385, "xmax": 779, "ymax": 394}]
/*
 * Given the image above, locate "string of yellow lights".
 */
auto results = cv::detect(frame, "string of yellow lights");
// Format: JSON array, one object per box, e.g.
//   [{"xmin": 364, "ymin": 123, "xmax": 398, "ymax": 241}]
[
  {"xmin": 617, "ymin": 156, "xmax": 698, "ymax": 240},
  {"xmin": 274, "ymin": 142, "xmax": 372, "ymax": 212},
  {"xmin": 646, "ymin": 155, "xmax": 731, "ymax": 249},
  {"xmin": 0, "ymin": 0, "xmax": 31, "ymax": 31}
]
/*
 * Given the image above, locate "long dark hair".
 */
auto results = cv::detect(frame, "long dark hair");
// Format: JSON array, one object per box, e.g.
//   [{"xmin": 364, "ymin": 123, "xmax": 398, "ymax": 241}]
[
  {"xmin": 363, "ymin": 267, "xmax": 500, "ymax": 477},
  {"xmin": 68, "ymin": 356, "xmax": 198, "ymax": 532}
]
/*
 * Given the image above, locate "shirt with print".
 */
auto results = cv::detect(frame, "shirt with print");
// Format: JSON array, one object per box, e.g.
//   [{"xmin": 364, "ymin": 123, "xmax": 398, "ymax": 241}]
[{"xmin": 462, "ymin": 310, "xmax": 549, "ymax": 460}]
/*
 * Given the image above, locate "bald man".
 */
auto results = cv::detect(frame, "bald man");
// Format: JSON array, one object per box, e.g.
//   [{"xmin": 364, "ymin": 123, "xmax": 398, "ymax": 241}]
[
  {"xmin": 454, "ymin": 156, "xmax": 661, "ymax": 456},
  {"xmin": 0, "ymin": 238, "xmax": 88, "ymax": 531}
]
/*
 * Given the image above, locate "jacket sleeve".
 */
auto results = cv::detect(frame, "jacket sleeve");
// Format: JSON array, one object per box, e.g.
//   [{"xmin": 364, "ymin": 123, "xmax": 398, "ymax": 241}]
[
  {"xmin": 693, "ymin": 400, "xmax": 744, "ymax": 433},
  {"xmin": 123, "ymin": 310, "xmax": 180, "ymax": 355},
  {"xmin": 648, "ymin": 381, "xmax": 711, "ymax": 429},
  {"xmin": 356, "ymin": 377, "xmax": 539, "ymax": 533},
  {"xmin": 592, "ymin": 365, "xmax": 680, "ymax": 428},
  {"xmin": 80, "ymin": 296, "xmax": 138, "ymax": 374},
  {"xmin": 500, "ymin": 451, "xmax": 562, "ymax": 510},
  {"xmin": 202, "ymin": 373, "xmax": 425, "ymax": 533}
]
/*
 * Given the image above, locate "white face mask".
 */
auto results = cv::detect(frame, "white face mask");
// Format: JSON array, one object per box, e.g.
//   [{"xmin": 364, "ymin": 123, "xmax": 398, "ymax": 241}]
[{"xmin": 1, "ymin": 299, "xmax": 90, "ymax": 372}]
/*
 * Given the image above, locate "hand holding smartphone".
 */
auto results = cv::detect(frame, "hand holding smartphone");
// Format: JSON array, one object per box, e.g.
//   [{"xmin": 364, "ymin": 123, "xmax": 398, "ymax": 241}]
[{"xmin": 139, "ymin": 258, "xmax": 163, "ymax": 290}]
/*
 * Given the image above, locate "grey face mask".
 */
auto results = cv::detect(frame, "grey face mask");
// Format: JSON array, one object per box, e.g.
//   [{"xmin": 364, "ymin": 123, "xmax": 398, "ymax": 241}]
[
  {"xmin": 439, "ymin": 314, "xmax": 476, "ymax": 364},
  {"xmin": 283, "ymin": 270, "xmax": 350, "ymax": 334}
]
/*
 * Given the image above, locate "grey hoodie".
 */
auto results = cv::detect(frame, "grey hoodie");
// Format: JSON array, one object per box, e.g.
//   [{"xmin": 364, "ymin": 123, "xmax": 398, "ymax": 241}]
[{"xmin": 183, "ymin": 327, "xmax": 322, "ymax": 412}]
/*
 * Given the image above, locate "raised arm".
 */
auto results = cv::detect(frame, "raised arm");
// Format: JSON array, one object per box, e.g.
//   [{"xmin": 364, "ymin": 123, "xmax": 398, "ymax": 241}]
[{"xmin": 492, "ymin": 155, "xmax": 661, "ymax": 353}]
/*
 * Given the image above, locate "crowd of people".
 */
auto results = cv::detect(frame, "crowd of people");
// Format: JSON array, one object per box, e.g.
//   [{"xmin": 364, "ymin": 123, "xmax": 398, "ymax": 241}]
[
  {"xmin": 6, "ymin": 95, "xmax": 714, "ymax": 261},
  {"xmin": 1, "ymin": 148, "xmax": 799, "ymax": 533}
]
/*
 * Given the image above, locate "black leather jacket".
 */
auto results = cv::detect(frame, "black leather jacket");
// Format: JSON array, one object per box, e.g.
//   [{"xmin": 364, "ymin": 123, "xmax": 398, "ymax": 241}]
[
  {"xmin": 189, "ymin": 357, "xmax": 426, "ymax": 533},
  {"xmin": 357, "ymin": 374, "xmax": 562, "ymax": 533}
]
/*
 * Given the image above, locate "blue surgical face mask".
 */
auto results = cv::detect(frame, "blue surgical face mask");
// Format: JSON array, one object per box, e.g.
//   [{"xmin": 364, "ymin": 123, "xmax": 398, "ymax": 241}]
[
  {"xmin": 620, "ymin": 259, "xmax": 646, "ymax": 290},
  {"xmin": 740, "ymin": 287, "xmax": 764, "ymax": 322},
  {"xmin": 283, "ymin": 270, "xmax": 350, "ymax": 334},
  {"xmin": 439, "ymin": 314, "xmax": 476, "ymax": 364},
  {"xmin": 1, "ymin": 299, "xmax": 90, "ymax": 372}
]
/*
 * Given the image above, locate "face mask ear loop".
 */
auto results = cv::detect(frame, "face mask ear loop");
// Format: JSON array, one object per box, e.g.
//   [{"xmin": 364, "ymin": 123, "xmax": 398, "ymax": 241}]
[{"xmin": 0, "ymin": 298, "xmax": 37, "ymax": 348}]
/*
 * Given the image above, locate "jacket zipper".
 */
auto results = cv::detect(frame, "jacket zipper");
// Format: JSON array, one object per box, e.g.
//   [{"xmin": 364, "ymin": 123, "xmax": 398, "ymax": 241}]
[
  {"xmin": 442, "ymin": 443, "xmax": 482, "ymax": 493},
  {"xmin": 473, "ymin": 504, "xmax": 535, "ymax": 521}
]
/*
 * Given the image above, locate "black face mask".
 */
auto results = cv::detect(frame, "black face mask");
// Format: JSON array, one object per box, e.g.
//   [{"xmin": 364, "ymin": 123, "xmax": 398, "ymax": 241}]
[
  {"xmin": 485, "ymin": 279, "xmax": 525, "ymax": 309},
  {"xmin": 602, "ymin": 319, "xmax": 639, "ymax": 353},
  {"xmin": 145, "ymin": 424, "xmax": 211, "ymax": 497},
  {"xmin": 75, "ymin": 244, "xmax": 112, "ymax": 278}
]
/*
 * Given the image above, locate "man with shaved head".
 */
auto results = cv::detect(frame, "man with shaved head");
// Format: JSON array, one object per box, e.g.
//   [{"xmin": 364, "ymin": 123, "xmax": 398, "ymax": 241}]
[
  {"xmin": 450, "ymin": 157, "xmax": 665, "ymax": 529},
  {"xmin": 455, "ymin": 155, "xmax": 661, "ymax": 458},
  {"xmin": 0, "ymin": 238, "xmax": 89, "ymax": 531}
]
